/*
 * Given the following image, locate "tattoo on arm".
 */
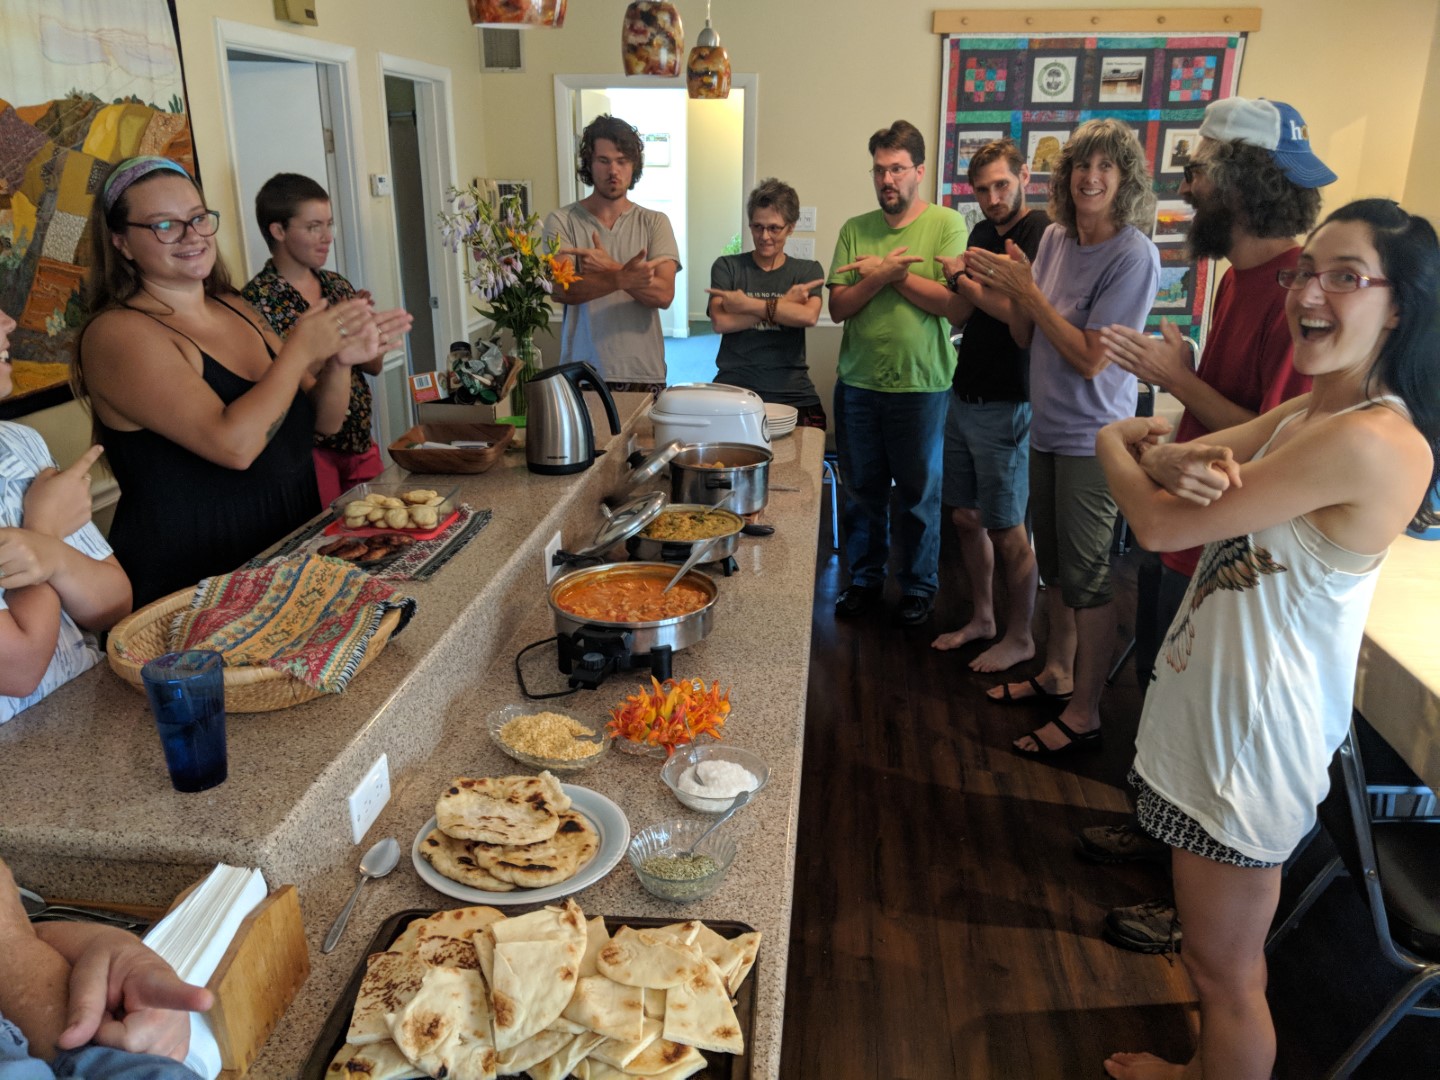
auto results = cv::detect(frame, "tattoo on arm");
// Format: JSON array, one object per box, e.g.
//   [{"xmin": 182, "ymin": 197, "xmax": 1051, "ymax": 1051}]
[{"xmin": 264, "ymin": 409, "xmax": 289, "ymax": 445}]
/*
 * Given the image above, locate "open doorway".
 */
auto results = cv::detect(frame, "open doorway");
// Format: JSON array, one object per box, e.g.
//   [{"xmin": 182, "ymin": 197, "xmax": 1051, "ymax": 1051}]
[{"xmin": 553, "ymin": 76, "xmax": 756, "ymax": 370}]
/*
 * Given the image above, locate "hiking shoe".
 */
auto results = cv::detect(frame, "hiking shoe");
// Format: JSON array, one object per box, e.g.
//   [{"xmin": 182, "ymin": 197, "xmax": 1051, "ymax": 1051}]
[
  {"xmin": 1077, "ymin": 823, "xmax": 1170, "ymax": 864},
  {"xmin": 1104, "ymin": 898, "xmax": 1182, "ymax": 955},
  {"xmin": 835, "ymin": 584, "xmax": 881, "ymax": 618}
]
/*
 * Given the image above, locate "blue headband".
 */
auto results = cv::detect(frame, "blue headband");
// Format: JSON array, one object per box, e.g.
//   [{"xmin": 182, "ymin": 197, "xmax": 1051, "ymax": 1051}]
[{"xmin": 102, "ymin": 156, "xmax": 191, "ymax": 212}]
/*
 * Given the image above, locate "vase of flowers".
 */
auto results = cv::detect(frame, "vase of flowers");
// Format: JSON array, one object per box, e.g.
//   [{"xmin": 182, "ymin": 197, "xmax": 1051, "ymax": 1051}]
[{"xmin": 437, "ymin": 187, "xmax": 577, "ymax": 417}]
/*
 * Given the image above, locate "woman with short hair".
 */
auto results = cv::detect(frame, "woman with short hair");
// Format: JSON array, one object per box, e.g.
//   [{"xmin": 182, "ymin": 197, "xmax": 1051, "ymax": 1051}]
[{"xmin": 705, "ymin": 178, "xmax": 827, "ymax": 428}]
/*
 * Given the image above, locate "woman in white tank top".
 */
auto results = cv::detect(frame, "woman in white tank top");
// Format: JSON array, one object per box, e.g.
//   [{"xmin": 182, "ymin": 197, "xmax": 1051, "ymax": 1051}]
[{"xmin": 1095, "ymin": 200, "xmax": 1440, "ymax": 1080}]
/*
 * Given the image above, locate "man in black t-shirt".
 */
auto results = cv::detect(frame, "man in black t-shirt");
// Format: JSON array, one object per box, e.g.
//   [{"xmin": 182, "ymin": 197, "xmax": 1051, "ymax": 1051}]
[{"xmin": 931, "ymin": 140, "xmax": 1049, "ymax": 673}]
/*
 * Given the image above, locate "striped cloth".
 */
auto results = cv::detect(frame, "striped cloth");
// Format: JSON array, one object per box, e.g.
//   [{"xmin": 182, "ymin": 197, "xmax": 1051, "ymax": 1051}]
[
  {"xmin": 168, "ymin": 555, "xmax": 416, "ymax": 693},
  {"xmin": 0, "ymin": 423, "xmax": 113, "ymax": 725}
]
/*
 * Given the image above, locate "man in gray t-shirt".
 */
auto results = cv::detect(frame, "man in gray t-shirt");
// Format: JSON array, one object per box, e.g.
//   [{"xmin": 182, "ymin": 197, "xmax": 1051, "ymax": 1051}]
[{"xmin": 543, "ymin": 115, "xmax": 681, "ymax": 387}]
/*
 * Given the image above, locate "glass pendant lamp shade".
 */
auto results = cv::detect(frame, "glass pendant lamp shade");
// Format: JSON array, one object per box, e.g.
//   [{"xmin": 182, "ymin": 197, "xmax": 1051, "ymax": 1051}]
[
  {"xmin": 622, "ymin": 1, "xmax": 684, "ymax": 77},
  {"xmin": 687, "ymin": 20, "xmax": 730, "ymax": 99},
  {"xmin": 468, "ymin": 0, "xmax": 567, "ymax": 28}
]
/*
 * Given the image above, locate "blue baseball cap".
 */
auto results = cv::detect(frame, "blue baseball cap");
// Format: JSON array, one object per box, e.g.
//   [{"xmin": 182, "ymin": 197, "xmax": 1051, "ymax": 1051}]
[{"xmin": 1198, "ymin": 97, "xmax": 1337, "ymax": 188}]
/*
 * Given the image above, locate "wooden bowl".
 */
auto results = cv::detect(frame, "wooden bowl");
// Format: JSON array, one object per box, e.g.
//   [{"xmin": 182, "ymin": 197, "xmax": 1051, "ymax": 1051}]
[
  {"xmin": 106, "ymin": 588, "xmax": 402, "ymax": 714},
  {"xmin": 388, "ymin": 421, "xmax": 514, "ymax": 474}
]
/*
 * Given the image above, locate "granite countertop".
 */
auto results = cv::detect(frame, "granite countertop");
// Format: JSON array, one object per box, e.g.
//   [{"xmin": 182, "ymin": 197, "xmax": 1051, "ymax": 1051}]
[{"xmin": 0, "ymin": 396, "xmax": 824, "ymax": 1080}]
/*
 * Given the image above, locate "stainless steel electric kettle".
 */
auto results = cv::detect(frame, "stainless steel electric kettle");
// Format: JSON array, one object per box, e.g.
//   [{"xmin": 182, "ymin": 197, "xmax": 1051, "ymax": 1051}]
[{"xmin": 525, "ymin": 362, "xmax": 622, "ymax": 475}]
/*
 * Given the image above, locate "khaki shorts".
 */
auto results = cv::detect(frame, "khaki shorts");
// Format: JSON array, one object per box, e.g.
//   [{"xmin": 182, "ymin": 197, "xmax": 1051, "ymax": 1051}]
[{"xmin": 1030, "ymin": 449, "xmax": 1118, "ymax": 608}]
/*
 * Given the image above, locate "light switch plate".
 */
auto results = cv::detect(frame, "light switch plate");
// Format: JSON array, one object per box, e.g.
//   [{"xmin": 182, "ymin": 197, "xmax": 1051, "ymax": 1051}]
[
  {"xmin": 370, "ymin": 173, "xmax": 392, "ymax": 197},
  {"xmin": 796, "ymin": 206, "xmax": 817, "ymax": 232},
  {"xmin": 785, "ymin": 237, "xmax": 815, "ymax": 259}
]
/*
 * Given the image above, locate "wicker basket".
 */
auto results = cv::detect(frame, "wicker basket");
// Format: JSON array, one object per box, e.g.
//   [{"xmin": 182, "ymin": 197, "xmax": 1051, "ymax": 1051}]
[
  {"xmin": 388, "ymin": 421, "xmax": 514, "ymax": 474},
  {"xmin": 106, "ymin": 588, "xmax": 403, "ymax": 714}
]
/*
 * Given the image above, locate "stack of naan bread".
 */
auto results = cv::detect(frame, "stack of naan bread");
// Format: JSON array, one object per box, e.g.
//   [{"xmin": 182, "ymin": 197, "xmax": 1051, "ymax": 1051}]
[
  {"xmin": 420, "ymin": 773, "xmax": 599, "ymax": 893},
  {"xmin": 325, "ymin": 898, "xmax": 761, "ymax": 1080}
]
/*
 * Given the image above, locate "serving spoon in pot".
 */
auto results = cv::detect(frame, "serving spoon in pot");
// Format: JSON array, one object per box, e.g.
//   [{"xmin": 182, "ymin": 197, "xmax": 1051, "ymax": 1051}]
[{"xmin": 662, "ymin": 535, "xmax": 724, "ymax": 594}]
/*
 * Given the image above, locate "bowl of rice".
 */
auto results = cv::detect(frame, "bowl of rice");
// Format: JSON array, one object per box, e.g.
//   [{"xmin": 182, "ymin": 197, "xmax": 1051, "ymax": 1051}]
[{"xmin": 487, "ymin": 704, "xmax": 610, "ymax": 772}]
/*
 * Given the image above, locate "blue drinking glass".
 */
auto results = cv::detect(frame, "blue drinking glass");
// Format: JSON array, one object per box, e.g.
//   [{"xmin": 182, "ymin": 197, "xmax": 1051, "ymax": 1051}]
[{"xmin": 141, "ymin": 650, "xmax": 228, "ymax": 793}]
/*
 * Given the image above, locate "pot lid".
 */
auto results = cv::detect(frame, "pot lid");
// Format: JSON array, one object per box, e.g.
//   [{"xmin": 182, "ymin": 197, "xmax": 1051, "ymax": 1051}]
[
  {"xmin": 584, "ymin": 490, "xmax": 667, "ymax": 554},
  {"xmin": 628, "ymin": 440, "xmax": 684, "ymax": 491},
  {"xmin": 651, "ymin": 382, "xmax": 765, "ymax": 418}
]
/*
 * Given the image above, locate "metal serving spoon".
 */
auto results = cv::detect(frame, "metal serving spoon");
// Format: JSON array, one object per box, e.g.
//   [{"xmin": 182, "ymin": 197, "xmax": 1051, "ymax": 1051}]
[
  {"xmin": 686, "ymin": 789, "xmax": 752, "ymax": 854},
  {"xmin": 663, "ymin": 535, "xmax": 724, "ymax": 594},
  {"xmin": 18, "ymin": 886, "xmax": 149, "ymax": 931},
  {"xmin": 323, "ymin": 837, "xmax": 400, "ymax": 954}
]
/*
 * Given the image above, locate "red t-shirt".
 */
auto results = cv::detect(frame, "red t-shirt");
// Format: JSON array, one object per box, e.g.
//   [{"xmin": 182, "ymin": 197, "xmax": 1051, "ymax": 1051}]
[{"xmin": 1162, "ymin": 247, "xmax": 1312, "ymax": 578}]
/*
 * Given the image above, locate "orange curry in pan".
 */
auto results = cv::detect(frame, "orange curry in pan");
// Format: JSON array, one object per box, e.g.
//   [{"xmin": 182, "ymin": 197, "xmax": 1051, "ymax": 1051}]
[{"xmin": 556, "ymin": 572, "xmax": 710, "ymax": 622}]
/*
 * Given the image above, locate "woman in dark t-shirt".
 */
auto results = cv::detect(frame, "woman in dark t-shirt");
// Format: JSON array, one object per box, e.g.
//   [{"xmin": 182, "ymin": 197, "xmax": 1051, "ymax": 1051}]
[{"xmin": 706, "ymin": 179, "xmax": 827, "ymax": 428}]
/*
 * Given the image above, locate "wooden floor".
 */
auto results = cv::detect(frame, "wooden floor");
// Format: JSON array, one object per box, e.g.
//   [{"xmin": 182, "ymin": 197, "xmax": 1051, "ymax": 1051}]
[{"xmin": 779, "ymin": 490, "xmax": 1440, "ymax": 1079}]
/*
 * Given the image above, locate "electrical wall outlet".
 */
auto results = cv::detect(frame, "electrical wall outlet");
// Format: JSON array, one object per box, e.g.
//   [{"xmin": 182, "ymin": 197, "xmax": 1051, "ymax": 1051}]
[
  {"xmin": 785, "ymin": 237, "xmax": 816, "ymax": 259},
  {"xmin": 796, "ymin": 206, "xmax": 817, "ymax": 232},
  {"xmin": 347, "ymin": 754, "xmax": 390, "ymax": 844},
  {"xmin": 543, "ymin": 530, "xmax": 564, "ymax": 584}
]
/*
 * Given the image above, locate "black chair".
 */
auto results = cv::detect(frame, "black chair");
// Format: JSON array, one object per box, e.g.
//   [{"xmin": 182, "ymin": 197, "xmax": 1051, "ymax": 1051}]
[{"xmin": 1266, "ymin": 719, "xmax": 1440, "ymax": 1077}]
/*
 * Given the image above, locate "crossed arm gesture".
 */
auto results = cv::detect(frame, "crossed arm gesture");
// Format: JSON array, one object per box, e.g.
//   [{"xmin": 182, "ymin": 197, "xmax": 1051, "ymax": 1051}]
[
  {"xmin": 556, "ymin": 230, "xmax": 676, "ymax": 309},
  {"xmin": 706, "ymin": 278, "xmax": 823, "ymax": 332}
]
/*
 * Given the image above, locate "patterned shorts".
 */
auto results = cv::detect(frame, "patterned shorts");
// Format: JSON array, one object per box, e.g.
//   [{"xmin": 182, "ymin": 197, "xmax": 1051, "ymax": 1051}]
[{"xmin": 1128, "ymin": 768, "xmax": 1281, "ymax": 869}]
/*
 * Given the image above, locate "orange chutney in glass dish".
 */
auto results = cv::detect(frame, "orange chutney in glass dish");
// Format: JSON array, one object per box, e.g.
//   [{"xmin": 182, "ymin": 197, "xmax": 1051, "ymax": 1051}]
[{"xmin": 555, "ymin": 572, "xmax": 710, "ymax": 622}]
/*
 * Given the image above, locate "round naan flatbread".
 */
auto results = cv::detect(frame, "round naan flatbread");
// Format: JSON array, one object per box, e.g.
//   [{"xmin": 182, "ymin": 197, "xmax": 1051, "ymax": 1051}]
[
  {"xmin": 420, "ymin": 828, "xmax": 517, "ymax": 892},
  {"xmin": 470, "ymin": 810, "xmax": 599, "ymax": 889},
  {"xmin": 436, "ymin": 772, "xmax": 571, "ymax": 846}
]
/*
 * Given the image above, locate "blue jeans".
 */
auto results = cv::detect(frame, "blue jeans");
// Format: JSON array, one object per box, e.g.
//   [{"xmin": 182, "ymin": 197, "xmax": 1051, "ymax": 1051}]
[
  {"xmin": 0, "ymin": 1016, "xmax": 201, "ymax": 1080},
  {"xmin": 834, "ymin": 382, "xmax": 948, "ymax": 597}
]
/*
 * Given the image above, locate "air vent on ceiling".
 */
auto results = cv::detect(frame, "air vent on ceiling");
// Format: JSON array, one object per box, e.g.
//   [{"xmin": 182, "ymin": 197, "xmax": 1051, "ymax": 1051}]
[{"xmin": 481, "ymin": 28, "xmax": 523, "ymax": 73}]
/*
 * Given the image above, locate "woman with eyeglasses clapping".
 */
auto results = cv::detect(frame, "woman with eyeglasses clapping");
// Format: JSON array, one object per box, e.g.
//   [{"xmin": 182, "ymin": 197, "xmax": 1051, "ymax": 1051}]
[
  {"xmin": 705, "ymin": 178, "xmax": 828, "ymax": 429},
  {"xmin": 74, "ymin": 157, "xmax": 404, "ymax": 605}
]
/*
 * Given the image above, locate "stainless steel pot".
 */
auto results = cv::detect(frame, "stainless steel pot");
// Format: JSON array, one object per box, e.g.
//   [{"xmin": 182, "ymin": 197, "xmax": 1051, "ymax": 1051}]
[
  {"xmin": 626, "ymin": 505, "xmax": 744, "ymax": 564},
  {"xmin": 548, "ymin": 562, "xmax": 717, "ymax": 655},
  {"xmin": 670, "ymin": 443, "xmax": 771, "ymax": 515}
]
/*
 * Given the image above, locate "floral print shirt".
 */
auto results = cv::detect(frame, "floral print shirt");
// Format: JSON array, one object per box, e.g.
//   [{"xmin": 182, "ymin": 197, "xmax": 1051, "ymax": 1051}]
[{"xmin": 241, "ymin": 260, "xmax": 374, "ymax": 455}]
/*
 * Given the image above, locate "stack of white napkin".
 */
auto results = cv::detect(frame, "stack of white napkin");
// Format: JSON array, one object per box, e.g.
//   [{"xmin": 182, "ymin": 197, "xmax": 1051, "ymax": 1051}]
[{"xmin": 142, "ymin": 864, "xmax": 268, "ymax": 1080}]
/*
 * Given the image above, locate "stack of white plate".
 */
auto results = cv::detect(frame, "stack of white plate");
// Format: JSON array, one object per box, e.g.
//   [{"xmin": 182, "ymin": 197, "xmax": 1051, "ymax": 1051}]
[{"xmin": 763, "ymin": 402, "xmax": 799, "ymax": 439}]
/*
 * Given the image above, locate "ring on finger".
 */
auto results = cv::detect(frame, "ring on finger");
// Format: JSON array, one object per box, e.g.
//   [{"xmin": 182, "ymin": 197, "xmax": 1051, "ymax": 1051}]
[{"xmin": 338, "ymin": 322, "xmax": 349, "ymax": 338}]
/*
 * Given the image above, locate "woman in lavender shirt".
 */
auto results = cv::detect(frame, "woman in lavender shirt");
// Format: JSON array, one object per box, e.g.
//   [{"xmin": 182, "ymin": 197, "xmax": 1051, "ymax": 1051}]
[{"xmin": 966, "ymin": 118, "xmax": 1160, "ymax": 755}]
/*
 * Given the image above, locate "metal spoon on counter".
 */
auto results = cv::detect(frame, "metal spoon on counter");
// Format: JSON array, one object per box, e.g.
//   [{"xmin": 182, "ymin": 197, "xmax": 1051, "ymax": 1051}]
[
  {"xmin": 686, "ymin": 789, "xmax": 753, "ymax": 854},
  {"xmin": 323, "ymin": 837, "xmax": 400, "ymax": 954}
]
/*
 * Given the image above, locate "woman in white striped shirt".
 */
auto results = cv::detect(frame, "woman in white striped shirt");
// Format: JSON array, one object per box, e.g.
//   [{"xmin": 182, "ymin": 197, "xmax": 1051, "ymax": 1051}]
[{"xmin": 0, "ymin": 309, "xmax": 132, "ymax": 724}]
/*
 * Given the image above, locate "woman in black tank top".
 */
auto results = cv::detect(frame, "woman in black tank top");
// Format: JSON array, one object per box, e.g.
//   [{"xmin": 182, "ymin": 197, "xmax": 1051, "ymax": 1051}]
[{"xmin": 75, "ymin": 157, "xmax": 386, "ymax": 605}]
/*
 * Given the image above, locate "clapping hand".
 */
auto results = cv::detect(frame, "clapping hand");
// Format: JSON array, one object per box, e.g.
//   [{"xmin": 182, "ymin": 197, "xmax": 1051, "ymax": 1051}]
[
  {"xmin": 962, "ymin": 239, "xmax": 1034, "ymax": 299},
  {"xmin": 835, "ymin": 245, "xmax": 923, "ymax": 283},
  {"xmin": 1100, "ymin": 320, "xmax": 1193, "ymax": 390},
  {"xmin": 23, "ymin": 444, "xmax": 104, "ymax": 539}
]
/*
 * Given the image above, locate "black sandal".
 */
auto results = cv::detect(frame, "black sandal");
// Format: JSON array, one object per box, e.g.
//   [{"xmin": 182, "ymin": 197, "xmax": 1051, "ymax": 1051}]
[
  {"xmin": 1011, "ymin": 715, "xmax": 1103, "ymax": 757},
  {"xmin": 991, "ymin": 676, "xmax": 1073, "ymax": 705}
]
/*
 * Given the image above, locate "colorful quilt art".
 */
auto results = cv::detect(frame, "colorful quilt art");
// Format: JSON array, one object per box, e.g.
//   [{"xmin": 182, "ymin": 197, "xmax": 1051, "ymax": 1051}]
[
  {"xmin": 939, "ymin": 32, "xmax": 1248, "ymax": 336},
  {"xmin": 0, "ymin": 0, "xmax": 192, "ymax": 416}
]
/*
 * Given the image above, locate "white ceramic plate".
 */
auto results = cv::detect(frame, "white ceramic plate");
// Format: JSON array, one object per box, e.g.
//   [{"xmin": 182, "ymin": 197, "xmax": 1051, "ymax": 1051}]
[{"xmin": 411, "ymin": 785, "xmax": 630, "ymax": 905}]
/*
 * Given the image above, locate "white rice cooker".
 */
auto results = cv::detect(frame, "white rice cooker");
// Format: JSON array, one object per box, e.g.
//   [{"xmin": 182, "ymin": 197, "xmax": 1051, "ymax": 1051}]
[{"xmin": 649, "ymin": 383, "xmax": 770, "ymax": 449}]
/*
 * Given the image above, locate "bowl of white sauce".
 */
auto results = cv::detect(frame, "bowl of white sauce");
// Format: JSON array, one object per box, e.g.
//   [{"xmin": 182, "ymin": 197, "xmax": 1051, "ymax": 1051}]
[{"xmin": 660, "ymin": 743, "xmax": 769, "ymax": 813}]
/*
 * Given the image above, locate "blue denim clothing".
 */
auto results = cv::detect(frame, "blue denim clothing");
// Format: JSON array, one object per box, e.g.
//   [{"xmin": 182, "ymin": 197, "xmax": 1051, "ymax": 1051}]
[
  {"xmin": 0, "ymin": 1016, "xmax": 200, "ymax": 1080},
  {"xmin": 834, "ymin": 382, "xmax": 949, "ymax": 597}
]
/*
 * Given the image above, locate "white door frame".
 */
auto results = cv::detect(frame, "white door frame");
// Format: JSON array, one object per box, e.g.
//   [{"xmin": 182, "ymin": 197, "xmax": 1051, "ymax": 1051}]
[
  {"xmin": 552, "ymin": 74, "xmax": 758, "ymax": 211},
  {"xmin": 376, "ymin": 53, "xmax": 467, "ymax": 371},
  {"xmin": 213, "ymin": 20, "xmax": 368, "ymax": 283}
]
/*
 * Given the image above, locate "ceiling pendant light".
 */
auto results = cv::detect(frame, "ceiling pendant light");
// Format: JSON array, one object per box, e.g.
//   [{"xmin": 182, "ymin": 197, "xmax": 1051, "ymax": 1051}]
[
  {"xmin": 622, "ymin": 1, "xmax": 684, "ymax": 77},
  {"xmin": 468, "ymin": 0, "xmax": 567, "ymax": 28},
  {"xmin": 686, "ymin": 0, "xmax": 730, "ymax": 99}
]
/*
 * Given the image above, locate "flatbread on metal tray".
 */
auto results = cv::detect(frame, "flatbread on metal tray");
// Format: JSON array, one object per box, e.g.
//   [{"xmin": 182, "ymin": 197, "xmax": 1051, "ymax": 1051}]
[
  {"xmin": 325, "ymin": 1039, "xmax": 425, "ymax": 1080},
  {"xmin": 594, "ymin": 927, "xmax": 706, "ymax": 989},
  {"xmin": 346, "ymin": 951, "xmax": 426, "ymax": 1047},
  {"xmin": 435, "ymin": 771, "xmax": 570, "ymax": 846},
  {"xmin": 387, "ymin": 965, "xmax": 496, "ymax": 1080}
]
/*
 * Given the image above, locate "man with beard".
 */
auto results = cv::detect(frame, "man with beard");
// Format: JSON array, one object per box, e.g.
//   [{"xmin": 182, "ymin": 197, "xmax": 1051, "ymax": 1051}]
[
  {"xmin": 930, "ymin": 139, "xmax": 1049, "ymax": 671},
  {"xmin": 546, "ymin": 114, "xmax": 680, "ymax": 393},
  {"xmin": 828, "ymin": 120, "xmax": 968, "ymax": 625},
  {"xmin": 1079, "ymin": 97, "xmax": 1335, "ymax": 953}
]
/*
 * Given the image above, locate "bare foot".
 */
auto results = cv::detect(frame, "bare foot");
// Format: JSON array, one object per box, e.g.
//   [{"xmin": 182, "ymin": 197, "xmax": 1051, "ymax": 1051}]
[
  {"xmin": 969, "ymin": 636, "xmax": 1035, "ymax": 673},
  {"xmin": 984, "ymin": 674, "xmax": 1071, "ymax": 703},
  {"xmin": 931, "ymin": 617, "xmax": 996, "ymax": 651},
  {"xmin": 1103, "ymin": 1051, "xmax": 1188, "ymax": 1079}
]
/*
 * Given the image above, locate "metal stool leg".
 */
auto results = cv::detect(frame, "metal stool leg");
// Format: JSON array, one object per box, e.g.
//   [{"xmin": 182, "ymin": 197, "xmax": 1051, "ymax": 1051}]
[{"xmin": 821, "ymin": 456, "xmax": 840, "ymax": 551}]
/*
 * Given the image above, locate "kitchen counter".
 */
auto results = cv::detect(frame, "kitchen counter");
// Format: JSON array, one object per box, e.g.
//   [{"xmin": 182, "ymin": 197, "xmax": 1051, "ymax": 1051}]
[{"xmin": 0, "ymin": 394, "xmax": 824, "ymax": 1080}]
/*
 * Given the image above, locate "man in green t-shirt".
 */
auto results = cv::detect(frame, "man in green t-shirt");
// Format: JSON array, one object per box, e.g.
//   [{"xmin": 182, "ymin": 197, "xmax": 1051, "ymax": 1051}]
[{"xmin": 828, "ymin": 120, "xmax": 968, "ymax": 625}]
